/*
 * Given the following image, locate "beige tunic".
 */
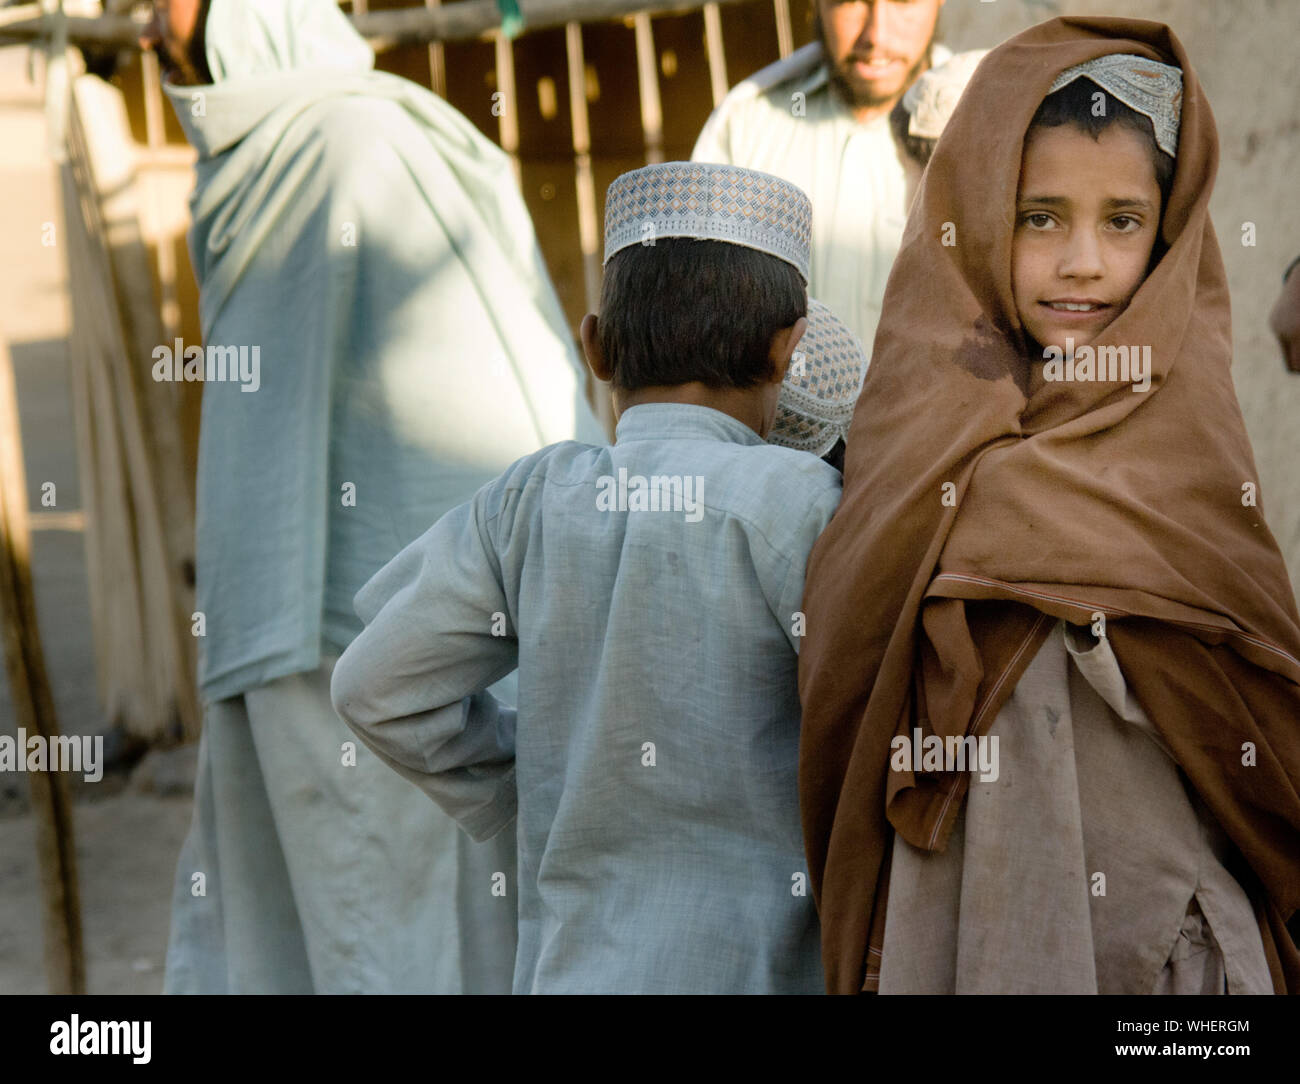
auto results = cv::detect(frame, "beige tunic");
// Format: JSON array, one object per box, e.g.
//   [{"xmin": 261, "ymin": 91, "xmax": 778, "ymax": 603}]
[{"xmin": 879, "ymin": 620, "xmax": 1273, "ymax": 994}]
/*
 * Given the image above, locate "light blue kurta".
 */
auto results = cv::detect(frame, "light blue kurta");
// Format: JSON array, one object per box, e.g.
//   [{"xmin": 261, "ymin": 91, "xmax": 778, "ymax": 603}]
[{"xmin": 331, "ymin": 404, "xmax": 842, "ymax": 993}]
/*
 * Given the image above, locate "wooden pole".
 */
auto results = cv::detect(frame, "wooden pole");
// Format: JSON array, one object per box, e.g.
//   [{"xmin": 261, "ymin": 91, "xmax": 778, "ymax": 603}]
[
  {"xmin": 61, "ymin": 164, "xmax": 115, "ymax": 716},
  {"xmin": 772, "ymin": 0, "xmax": 793, "ymax": 59},
  {"xmin": 0, "ymin": 328, "xmax": 86, "ymax": 995},
  {"xmin": 0, "ymin": 0, "xmax": 756, "ymax": 49},
  {"xmin": 494, "ymin": 32, "xmax": 520, "ymax": 185},
  {"xmin": 566, "ymin": 21, "xmax": 601, "ymax": 319},
  {"xmin": 358, "ymin": 0, "xmax": 754, "ymax": 47},
  {"xmin": 138, "ymin": 49, "xmax": 180, "ymax": 340},
  {"xmin": 425, "ymin": 0, "xmax": 448, "ymax": 98},
  {"xmin": 702, "ymin": 2, "xmax": 728, "ymax": 108},
  {"xmin": 564, "ymin": 22, "xmax": 614, "ymax": 437},
  {"xmin": 633, "ymin": 13, "xmax": 663, "ymax": 163}
]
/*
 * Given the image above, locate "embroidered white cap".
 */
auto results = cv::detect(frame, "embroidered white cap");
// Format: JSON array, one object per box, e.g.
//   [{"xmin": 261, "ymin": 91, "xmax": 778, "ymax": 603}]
[
  {"xmin": 602, "ymin": 161, "xmax": 813, "ymax": 283},
  {"xmin": 1048, "ymin": 53, "xmax": 1183, "ymax": 157},
  {"xmin": 902, "ymin": 49, "xmax": 989, "ymax": 141},
  {"xmin": 769, "ymin": 299, "xmax": 869, "ymax": 459}
]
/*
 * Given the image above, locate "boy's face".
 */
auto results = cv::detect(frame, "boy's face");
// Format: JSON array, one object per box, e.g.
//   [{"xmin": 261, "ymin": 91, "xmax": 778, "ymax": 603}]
[{"xmin": 1012, "ymin": 124, "xmax": 1163, "ymax": 356}]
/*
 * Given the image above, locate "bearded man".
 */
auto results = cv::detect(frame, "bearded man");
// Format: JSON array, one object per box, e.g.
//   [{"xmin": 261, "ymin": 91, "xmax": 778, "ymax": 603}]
[{"xmin": 693, "ymin": 0, "xmax": 948, "ymax": 352}]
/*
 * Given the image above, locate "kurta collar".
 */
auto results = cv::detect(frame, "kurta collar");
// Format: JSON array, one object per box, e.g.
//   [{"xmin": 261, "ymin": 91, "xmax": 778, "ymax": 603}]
[{"xmin": 614, "ymin": 403, "xmax": 766, "ymax": 447}]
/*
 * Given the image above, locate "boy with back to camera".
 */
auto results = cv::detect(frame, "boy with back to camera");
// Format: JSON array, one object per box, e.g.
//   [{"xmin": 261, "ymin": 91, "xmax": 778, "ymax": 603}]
[{"xmin": 331, "ymin": 163, "xmax": 843, "ymax": 994}]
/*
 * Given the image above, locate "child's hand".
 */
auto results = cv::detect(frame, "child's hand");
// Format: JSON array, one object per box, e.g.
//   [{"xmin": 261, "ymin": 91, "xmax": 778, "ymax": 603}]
[{"xmin": 1269, "ymin": 259, "xmax": 1300, "ymax": 373}]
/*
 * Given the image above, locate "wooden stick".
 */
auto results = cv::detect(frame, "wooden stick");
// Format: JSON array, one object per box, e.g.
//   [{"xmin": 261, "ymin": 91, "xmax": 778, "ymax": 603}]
[
  {"xmin": 566, "ymin": 22, "xmax": 601, "ymax": 318},
  {"xmin": 425, "ymin": 0, "xmax": 447, "ymax": 98},
  {"xmin": 0, "ymin": 3, "xmax": 43, "ymax": 31},
  {"xmin": 773, "ymin": 0, "xmax": 792, "ymax": 59},
  {"xmin": 0, "ymin": 328, "xmax": 86, "ymax": 995},
  {"xmin": 0, "ymin": 11, "xmax": 138, "ymax": 47},
  {"xmin": 59, "ymin": 165, "xmax": 112, "ymax": 712},
  {"xmin": 0, "ymin": 0, "xmax": 755, "ymax": 49},
  {"xmin": 563, "ymin": 22, "xmax": 614, "ymax": 436},
  {"xmin": 138, "ymin": 50, "xmax": 181, "ymax": 340},
  {"xmin": 359, "ymin": 0, "xmax": 753, "ymax": 47},
  {"xmin": 633, "ymin": 13, "xmax": 663, "ymax": 163},
  {"xmin": 702, "ymin": 3, "xmax": 728, "ymax": 108},
  {"xmin": 494, "ymin": 32, "xmax": 520, "ymax": 185}
]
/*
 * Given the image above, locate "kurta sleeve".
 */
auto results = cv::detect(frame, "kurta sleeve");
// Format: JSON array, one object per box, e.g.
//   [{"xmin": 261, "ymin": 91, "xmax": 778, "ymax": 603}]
[{"xmin": 330, "ymin": 481, "xmax": 520, "ymax": 841}]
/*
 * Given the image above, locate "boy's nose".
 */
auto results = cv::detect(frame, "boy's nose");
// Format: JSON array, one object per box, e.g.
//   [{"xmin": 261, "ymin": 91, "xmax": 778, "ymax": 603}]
[{"xmin": 1057, "ymin": 230, "xmax": 1105, "ymax": 280}]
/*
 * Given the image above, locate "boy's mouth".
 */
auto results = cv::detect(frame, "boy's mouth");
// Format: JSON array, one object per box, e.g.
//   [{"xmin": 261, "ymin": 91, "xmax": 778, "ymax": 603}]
[{"xmin": 1041, "ymin": 299, "xmax": 1111, "ymax": 318}]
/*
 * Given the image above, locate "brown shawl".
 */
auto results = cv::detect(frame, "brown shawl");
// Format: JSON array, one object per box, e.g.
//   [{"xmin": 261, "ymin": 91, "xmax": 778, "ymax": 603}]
[{"xmin": 798, "ymin": 15, "xmax": 1300, "ymax": 995}]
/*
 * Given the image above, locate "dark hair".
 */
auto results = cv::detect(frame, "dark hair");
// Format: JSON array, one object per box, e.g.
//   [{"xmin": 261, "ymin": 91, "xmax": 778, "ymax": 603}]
[
  {"xmin": 1027, "ymin": 78, "xmax": 1175, "ymax": 209},
  {"xmin": 598, "ymin": 238, "xmax": 806, "ymax": 392},
  {"xmin": 190, "ymin": 0, "xmax": 215, "ymax": 84},
  {"xmin": 889, "ymin": 99, "xmax": 938, "ymax": 168}
]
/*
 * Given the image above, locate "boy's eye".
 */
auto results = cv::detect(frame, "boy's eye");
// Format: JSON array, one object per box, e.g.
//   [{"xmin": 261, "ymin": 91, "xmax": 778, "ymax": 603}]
[{"xmin": 1020, "ymin": 212, "xmax": 1055, "ymax": 230}]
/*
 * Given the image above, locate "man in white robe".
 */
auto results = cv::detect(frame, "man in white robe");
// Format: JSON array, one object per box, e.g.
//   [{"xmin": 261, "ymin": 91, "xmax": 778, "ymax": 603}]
[{"xmin": 693, "ymin": 0, "xmax": 948, "ymax": 352}]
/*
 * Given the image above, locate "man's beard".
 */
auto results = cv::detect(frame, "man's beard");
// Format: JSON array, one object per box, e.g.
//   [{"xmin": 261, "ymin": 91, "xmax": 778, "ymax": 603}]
[{"xmin": 818, "ymin": 19, "xmax": 935, "ymax": 113}]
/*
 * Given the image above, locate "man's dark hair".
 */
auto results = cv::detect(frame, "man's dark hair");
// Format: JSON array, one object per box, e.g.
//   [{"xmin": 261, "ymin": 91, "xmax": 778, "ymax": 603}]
[
  {"xmin": 598, "ymin": 238, "xmax": 806, "ymax": 392},
  {"xmin": 1027, "ymin": 78, "xmax": 1175, "ymax": 209},
  {"xmin": 188, "ymin": 0, "xmax": 215, "ymax": 85},
  {"xmin": 889, "ymin": 99, "xmax": 937, "ymax": 168}
]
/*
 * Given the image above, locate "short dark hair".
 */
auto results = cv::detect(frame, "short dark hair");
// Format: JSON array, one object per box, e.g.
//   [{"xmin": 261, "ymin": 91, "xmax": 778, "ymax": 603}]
[
  {"xmin": 598, "ymin": 238, "xmax": 806, "ymax": 392},
  {"xmin": 1027, "ymin": 77, "xmax": 1175, "ymax": 208},
  {"xmin": 889, "ymin": 99, "xmax": 938, "ymax": 168},
  {"xmin": 190, "ymin": 0, "xmax": 214, "ymax": 84}
]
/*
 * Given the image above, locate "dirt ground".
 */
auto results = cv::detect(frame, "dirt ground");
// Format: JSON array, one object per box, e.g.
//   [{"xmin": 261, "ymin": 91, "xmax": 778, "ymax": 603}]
[
  {"xmin": 1, "ymin": 0, "xmax": 1298, "ymax": 996},
  {"xmin": 0, "ymin": 789, "xmax": 190, "ymax": 995}
]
